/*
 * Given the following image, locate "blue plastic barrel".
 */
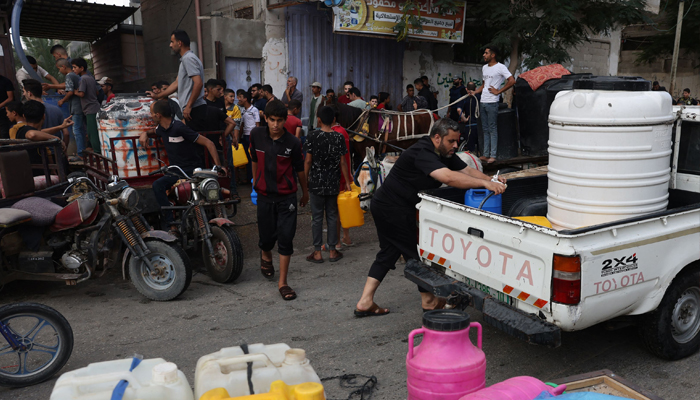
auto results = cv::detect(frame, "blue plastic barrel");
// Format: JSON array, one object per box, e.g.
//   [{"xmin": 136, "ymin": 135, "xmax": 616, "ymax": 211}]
[
  {"xmin": 251, "ymin": 179, "xmax": 258, "ymax": 205},
  {"xmin": 43, "ymin": 95, "xmax": 70, "ymax": 119},
  {"xmin": 465, "ymin": 189, "xmax": 502, "ymax": 214}
]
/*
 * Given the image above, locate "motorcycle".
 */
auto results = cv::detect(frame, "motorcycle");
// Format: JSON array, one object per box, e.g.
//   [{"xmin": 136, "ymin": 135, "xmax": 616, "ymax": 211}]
[
  {"xmin": 151, "ymin": 165, "xmax": 244, "ymax": 283},
  {"xmin": 0, "ymin": 303, "xmax": 73, "ymax": 388},
  {"xmin": 0, "ymin": 176, "xmax": 192, "ymax": 301}
]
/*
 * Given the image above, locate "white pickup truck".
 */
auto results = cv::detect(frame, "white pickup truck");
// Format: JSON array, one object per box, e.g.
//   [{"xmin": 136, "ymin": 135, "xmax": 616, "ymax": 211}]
[{"xmin": 405, "ymin": 107, "xmax": 700, "ymax": 360}]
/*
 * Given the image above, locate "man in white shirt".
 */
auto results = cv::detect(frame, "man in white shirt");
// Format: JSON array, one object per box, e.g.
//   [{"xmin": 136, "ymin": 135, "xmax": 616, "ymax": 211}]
[
  {"xmin": 16, "ymin": 56, "xmax": 59, "ymax": 90},
  {"xmin": 237, "ymin": 89, "xmax": 260, "ymax": 183},
  {"xmin": 470, "ymin": 46, "xmax": 515, "ymax": 163}
]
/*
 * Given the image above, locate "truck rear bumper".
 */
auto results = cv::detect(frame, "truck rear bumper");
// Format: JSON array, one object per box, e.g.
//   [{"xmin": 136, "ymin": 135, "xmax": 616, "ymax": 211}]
[{"xmin": 404, "ymin": 259, "xmax": 561, "ymax": 348}]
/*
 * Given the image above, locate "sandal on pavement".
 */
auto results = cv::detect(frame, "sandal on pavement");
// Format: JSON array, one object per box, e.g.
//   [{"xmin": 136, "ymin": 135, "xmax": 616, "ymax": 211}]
[
  {"xmin": 486, "ymin": 158, "xmax": 496, "ymax": 164},
  {"xmin": 354, "ymin": 303, "xmax": 390, "ymax": 317},
  {"xmin": 422, "ymin": 297, "xmax": 447, "ymax": 312},
  {"xmin": 341, "ymin": 239, "xmax": 355, "ymax": 247},
  {"xmin": 306, "ymin": 252, "xmax": 324, "ymax": 264},
  {"xmin": 329, "ymin": 251, "xmax": 344, "ymax": 262},
  {"xmin": 279, "ymin": 285, "xmax": 297, "ymax": 301},
  {"xmin": 260, "ymin": 253, "xmax": 275, "ymax": 278}
]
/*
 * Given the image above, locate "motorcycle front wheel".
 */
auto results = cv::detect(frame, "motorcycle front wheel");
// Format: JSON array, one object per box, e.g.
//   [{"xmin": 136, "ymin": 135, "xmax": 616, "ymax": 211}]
[
  {"xmin": 0, "ymin": 303, "xmax": 73, "ymax": 388},
  {"xmin": 203, "ymin": 225, "xmax": 244, "ymax": 283},
  {"xmin": 129, "ymin": 240, "xmax": 192, "ymax": 301}
]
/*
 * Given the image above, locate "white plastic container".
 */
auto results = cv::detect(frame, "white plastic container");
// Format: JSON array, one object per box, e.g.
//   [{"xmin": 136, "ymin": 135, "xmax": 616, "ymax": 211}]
[
  {"xmin": 547, "ymin": 76, "xmax": 674, "ymax": 230},
  {"xmin": 97, "ymin": 96, "xmax": 167, "ymax": 177},
  {"xmin": 195, "ymin": 343, "xmax": 322, "ymax": 399},
  {"xmin": 50, "ymin": 358, "xmax": 194, "ymax": 400}
]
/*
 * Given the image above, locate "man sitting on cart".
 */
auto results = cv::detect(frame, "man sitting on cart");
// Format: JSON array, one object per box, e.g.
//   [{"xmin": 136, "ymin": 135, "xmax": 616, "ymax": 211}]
[{"xmin": 140, "ymin": 99, "xmax": 225, "ymax": 230}]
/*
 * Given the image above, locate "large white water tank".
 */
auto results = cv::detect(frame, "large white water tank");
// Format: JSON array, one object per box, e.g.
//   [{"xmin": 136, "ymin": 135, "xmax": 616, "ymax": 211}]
[{"xmin": 546, "ymin": 76, "xmax": 674, "ymax": 230}]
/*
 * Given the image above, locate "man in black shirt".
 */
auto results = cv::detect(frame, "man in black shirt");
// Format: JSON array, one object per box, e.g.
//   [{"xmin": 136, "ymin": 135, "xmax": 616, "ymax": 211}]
[
  {"xmin": 140, "ymin": 99, "xmax": 224, "ymax": 229},
  {"xmin": 354, "ymin": 118, "xmax": 507, "ymax": 317},
  {"xmin": 414, "ymin": 78, "xmax": 437, "ymax": 111},
  {"xmin": 0, "ymin": 74, "xmax": 16, "ymax": 139},
  {"xmin": 14, "ymin": 100, "xmax": 72, "ymax": 176},
  {"xmin": 250, "ymin": 100, "xmax": 309, "ymax": 301}
]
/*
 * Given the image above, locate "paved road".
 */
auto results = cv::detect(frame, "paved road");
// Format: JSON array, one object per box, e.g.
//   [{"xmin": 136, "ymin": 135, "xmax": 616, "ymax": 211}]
[{"xmin": 0, "ymin": 189, "xmax": 696, "ymax": 399}]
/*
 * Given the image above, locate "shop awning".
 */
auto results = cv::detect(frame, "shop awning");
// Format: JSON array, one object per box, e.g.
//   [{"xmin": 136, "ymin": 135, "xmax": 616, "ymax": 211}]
[{"xmin": 15, "ymin": 0, "xmax": 139, "ymax": 42}]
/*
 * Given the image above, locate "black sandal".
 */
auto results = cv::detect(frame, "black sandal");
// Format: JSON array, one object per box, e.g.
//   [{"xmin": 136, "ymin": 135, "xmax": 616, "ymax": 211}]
[
  {"xmin": 279, "ymin": 285, "xmax": 297, "ymax": 300},
  {"xmin": 260, "ymin": 253, "xmax": 275, "ymax": 278}
]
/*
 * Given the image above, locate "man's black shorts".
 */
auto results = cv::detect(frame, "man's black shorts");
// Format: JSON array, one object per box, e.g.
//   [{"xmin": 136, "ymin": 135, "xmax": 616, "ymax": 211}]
[{"xmin": 257, "ymin": 195, "xmax": 298, "ymax": 256}]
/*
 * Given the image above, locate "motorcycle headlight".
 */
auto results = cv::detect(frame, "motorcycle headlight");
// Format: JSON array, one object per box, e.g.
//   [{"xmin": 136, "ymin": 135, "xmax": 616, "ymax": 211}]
[
  {"xmin": 200, "ymin": 178, "xmax": 220, "ymax": 201},
  {"xmin": 118, "ymin": 187, "xmax": 139, "ymax": 209}
]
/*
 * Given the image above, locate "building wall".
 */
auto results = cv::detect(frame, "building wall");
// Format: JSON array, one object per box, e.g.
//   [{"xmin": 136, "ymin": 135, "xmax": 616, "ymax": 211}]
[{"xmin": 618, "ymin": 50, "xmax": 700, "ymax": 99}]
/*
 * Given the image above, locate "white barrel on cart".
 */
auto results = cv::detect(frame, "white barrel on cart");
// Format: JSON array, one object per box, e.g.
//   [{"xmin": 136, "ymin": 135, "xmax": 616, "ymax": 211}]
[
  {"xmin": 98, "ymin": 95, "xmax": 165, "ymax": 178},
  {"xmin": 547, "ymin": 76, "xmax": 674, "ymax": 230},
  {"xmin": 50, "ymin": 358, "xmax": 194, "ymax": 400},
  {"xmin": 194, "ymin": 343, "xmax": 322, "ymax": 398}
]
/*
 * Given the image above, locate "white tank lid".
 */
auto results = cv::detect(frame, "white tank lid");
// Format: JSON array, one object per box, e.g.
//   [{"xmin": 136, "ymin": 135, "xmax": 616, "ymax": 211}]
[
  {"xmin": 283, "ymin": 349, "xmax": 309, "ymax": 365},
  {"xmin": 152, "ymin": 362, "xmax": 179, "ymax": 385}
]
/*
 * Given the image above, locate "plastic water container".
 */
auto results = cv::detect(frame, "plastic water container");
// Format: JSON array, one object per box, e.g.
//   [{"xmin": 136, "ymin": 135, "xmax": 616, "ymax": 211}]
[
  {"xmin": 337, "ymin": 191, "xmax": 364, "ymax": 227},
  {"xmin": 43, "ymin": 94, "xmax": 71, "ymax": 120},
  {"xmin": 50, "ymin": 358, "xmax": 194, "ymax": 400},
  {"xmin": 200, "ymin": 380, "xmax": 325, "ymax": 400},
  {"xmin": 251, "ymin": 179, "xmax": 258, "ymax": 205},
  {"xmin": 547, "ymin": 76, "xmax": 674, "ymax": 230},
  {"xmin": 232, "ymin": 144, "xmax": 248, "ymax": 168},
  {"xmin": 459, "ymin": 376, "xmax": 566, "ymax": 399},
  {"xmin": 194, "ymin": 344, "xmax": 322, "ymax": 399},
  {"xmin": 465, "ymin": 189, "xmax": 502, "ymax": 214},
  {"xmin": 407, "ymin": 310, "xmax": 486, "ymax": 400},
  {"xmin": 97, "ymin": 95, "xmax": 167, "ymax": 177}
]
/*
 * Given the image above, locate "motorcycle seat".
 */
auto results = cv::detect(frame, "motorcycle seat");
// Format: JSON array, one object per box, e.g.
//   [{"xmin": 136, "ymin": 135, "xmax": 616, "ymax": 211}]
[
  {"xmin": 0, "ymin": 209, "xmax": 32, "ymax": 228},
  {"xmin": 11, "ymin": 197, "xmax": 63, "ymax": 227},
  {"xmin": 51, "ymin": 197, "xmax": 99, "ymax": 232}
]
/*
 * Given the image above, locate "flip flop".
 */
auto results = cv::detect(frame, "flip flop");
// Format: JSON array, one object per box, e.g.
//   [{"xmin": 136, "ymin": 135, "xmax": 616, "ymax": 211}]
[
  {"xmin": 354, "ymin": 303, "xmax": 390, "ymax": 318},
  {"xmin": 486, "ymin": 158, "xmax": 497, "ymax": 164},
  {"xmin": 260, "ymin": 253, "xmax": 275, "ymax": 278},
  {"xmin": 329, "ymin": 251, "xmax": 344, "ymax": 262},
  {"xmin": 279, "ymin": 285, "xmax": 297, "ymax": 301},
  {"xmin": 341, "ymin": 240, "xmax": 356, "ymax": 247},
  {"xmin": 422, "ymin": 297, "xmax": 447, "ymax": 312},
  {"xmin": 306, "ymin": 252, "xmax": 324, "ymax": 264}
]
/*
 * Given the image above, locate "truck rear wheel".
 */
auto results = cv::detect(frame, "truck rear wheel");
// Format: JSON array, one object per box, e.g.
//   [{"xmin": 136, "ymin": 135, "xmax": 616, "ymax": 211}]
[{"xmin": 639, "ymin": 269, "xmax": 700, "ymax": 360}]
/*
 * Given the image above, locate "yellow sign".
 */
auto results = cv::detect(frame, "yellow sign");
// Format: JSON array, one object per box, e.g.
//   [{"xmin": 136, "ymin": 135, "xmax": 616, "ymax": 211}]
[{"xmin": 333, "ymin": 0, "xmax": 466, "ymax": 43}]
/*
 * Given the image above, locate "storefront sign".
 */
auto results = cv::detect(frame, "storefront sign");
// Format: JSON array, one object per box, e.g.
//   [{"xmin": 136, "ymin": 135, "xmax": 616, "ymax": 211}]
[{"xmin": 332, "ymin": 0, "xmax": 466, "ymax": 43}]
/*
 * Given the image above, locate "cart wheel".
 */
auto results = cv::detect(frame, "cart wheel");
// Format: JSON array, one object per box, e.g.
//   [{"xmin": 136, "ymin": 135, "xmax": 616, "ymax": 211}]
[{"xmin": 639, "ymin": 268, "xmax": 700, "ymax": 360}]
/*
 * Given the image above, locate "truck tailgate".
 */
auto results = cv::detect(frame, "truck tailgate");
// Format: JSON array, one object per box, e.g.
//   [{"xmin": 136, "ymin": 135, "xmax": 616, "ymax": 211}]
[{"xmin": 417, "ymin": 193, "xmax": 565, "ymax": 313}]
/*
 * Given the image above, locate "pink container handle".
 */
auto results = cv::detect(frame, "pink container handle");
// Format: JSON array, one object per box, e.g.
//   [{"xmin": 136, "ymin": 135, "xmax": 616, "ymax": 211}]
[
  {"xmin": 407, "ymin": 328, "xmax": 426, "ymax": 360},
  {"xmin": 470, "ymin": 322, "xmax": 482, "ymax": 349}
]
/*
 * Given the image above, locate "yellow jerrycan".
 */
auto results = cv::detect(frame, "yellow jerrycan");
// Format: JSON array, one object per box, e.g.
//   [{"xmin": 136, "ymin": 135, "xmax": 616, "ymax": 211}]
[
  {"xmin": 232, "ymin": 143, "xmax": 249, "ymax": 168},
  {"xmin": 200, "ymin": 380, "xmax": 324, "ymax": 400},
  {"xmin": 337, "ymin": 191, "xmax": 364, "ymax": 228}
]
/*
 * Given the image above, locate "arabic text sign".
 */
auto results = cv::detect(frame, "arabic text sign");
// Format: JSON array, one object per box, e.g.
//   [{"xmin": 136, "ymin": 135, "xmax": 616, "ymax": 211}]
[{"xmin": 333, "ymin": 0, "xmax": 466, "ymax": 43}]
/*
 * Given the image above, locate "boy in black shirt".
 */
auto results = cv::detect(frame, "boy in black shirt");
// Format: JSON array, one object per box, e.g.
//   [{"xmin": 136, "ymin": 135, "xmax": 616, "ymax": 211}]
[
  {"xmin": 140, "ymin": 99, "xmax": 224, "ymax": 230},
  {"xmin": 303, "ymin": 106, "xmax": 351, "ymax": 264},
  {"xmin": 250, "ymin": 100, "xmax": 309, "ymax": 301},
  {"xmin": 14, "ymin": 100, "xmax": 72, "ymax": 176}
]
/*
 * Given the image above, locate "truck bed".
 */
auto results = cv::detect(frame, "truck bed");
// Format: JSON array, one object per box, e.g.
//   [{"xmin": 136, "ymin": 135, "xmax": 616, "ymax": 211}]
[{"xmin": 423, "ymin": 175, "xmax": 700, "ymax": 235}]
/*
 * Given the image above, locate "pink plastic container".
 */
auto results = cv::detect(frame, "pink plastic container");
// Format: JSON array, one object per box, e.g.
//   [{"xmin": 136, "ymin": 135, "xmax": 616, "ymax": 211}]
[
  {"xmin": 459, "ymin": 376, "xmax": 566, "ymax": 400},
  {"xmin": 406, "ymin": 310, "xmax": 486, "ymax": 400}
]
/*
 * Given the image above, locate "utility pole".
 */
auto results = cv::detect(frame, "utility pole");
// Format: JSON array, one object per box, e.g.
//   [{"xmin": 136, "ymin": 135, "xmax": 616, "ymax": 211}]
[{"xmin": 669, "ymin": 0, "xmax": 685, "ymax": 96}]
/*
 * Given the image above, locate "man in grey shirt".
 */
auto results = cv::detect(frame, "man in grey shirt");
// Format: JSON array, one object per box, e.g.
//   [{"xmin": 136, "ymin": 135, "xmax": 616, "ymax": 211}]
[
  {"xmin": 281, "ymin": 76, "xmax": 303, "ymax": 116},
  {"xmin": 147, "ymin": 30, "xmax": 207, "ymax": 131}
]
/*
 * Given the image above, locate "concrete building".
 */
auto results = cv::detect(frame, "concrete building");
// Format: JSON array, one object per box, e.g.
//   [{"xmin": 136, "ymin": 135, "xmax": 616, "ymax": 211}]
[{"xmin": 135, "ymin": 0, "xmax": 691, "ymax": 119}]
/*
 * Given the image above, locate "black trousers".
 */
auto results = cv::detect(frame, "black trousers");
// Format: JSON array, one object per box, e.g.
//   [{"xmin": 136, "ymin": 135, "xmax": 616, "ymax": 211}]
[
  {"xmin": 368, "ymin": 199, "xmax": 428, "ymax": 292},
  {"xmin": 257, "ymin": 195, "xmax": 298, "ymax": 256}
]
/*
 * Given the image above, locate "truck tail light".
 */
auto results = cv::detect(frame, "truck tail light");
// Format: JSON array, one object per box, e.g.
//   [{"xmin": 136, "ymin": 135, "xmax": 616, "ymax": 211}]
[{"xmin": 552, "ymin": 254, "xmax": 581, "ymax": 305}]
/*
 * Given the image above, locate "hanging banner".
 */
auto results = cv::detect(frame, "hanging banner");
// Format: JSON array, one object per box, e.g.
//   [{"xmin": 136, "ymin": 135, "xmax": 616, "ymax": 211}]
[{"xmin": 332, "ymin": 0, "xmax": 466, "ymax": 43}]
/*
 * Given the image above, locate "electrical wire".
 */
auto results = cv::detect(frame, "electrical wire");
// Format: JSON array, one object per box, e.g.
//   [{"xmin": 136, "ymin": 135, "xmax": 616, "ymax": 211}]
[
  {"xmin": 322, "ymin": 374, "xmax": 378, "ymax": 400},
  {"xmin": 176, "ymin": 0, "xmax": 195, "ymax": 30}
]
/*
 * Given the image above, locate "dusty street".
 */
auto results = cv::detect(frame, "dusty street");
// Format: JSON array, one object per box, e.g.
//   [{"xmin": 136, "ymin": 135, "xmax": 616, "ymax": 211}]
[{"xmin": 0, "ymin": 190, "xmax": 696, "ymax": 400}]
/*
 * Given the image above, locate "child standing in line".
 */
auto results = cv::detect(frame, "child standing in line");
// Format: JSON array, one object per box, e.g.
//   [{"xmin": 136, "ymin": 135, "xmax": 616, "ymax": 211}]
[
  {"xmin": 71, "ymin": 58, "xmax": 101, "ymax": 154},
  {"xmin": 304, "ymin": 106, "xmax": 352, "ymax": 264}
]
